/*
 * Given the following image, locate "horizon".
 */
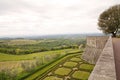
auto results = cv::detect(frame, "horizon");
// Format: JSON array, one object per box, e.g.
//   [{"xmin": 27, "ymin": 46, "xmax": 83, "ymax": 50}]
[
  {"xmin": 0, "ymin": 32, "xmax": 104, "ymax": 38},
  {"xmin": 0, "ymin": 0, "xmax": 119, "ymax": 37}
]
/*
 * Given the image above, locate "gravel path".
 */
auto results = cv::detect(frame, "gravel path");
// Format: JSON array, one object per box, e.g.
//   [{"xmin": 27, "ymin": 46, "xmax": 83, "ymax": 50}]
[{"xmin": 112, "ymin": 38, "xmax": 120, "ymax": 80}]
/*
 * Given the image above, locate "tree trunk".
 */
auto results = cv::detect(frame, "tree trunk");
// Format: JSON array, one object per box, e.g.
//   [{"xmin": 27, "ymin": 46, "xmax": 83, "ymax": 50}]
[{"xmin": 112, "ymin": 32, "xmax": 116, "ymax": 37}]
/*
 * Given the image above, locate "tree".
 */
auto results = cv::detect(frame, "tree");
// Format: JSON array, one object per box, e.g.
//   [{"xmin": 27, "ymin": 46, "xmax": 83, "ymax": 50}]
[
  {"xmin": 15, "ymin": 48, "xmax": 21, "ymax": 54},
  {"xmin": 98, "ymin": 4, "xmax": 120, "ymax": 37}
]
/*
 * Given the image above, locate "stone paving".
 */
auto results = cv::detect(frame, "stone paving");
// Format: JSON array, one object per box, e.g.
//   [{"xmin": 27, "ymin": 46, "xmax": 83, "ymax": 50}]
[{"xmin": 112, "ymin": 38, "xmax": 120, "ymax": 80}]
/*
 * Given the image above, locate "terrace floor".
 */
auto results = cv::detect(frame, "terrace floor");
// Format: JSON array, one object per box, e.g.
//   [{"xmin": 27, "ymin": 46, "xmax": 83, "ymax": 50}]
[{"xmin": 113, "ymin": 38, "xmax": 120, "ymax": 80}]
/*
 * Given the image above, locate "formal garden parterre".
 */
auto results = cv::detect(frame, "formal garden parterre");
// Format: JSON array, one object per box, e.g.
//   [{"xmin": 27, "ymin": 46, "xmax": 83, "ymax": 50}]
[{"xmin": 36, "ymin": 53, "xmax": 95, "ymax": 80}]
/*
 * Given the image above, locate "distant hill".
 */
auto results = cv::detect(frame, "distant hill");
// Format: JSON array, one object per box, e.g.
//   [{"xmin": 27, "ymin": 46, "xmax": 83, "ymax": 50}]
[{"xmin": 0, "ymin": 33, "xmax": 106, "ymax": 40}]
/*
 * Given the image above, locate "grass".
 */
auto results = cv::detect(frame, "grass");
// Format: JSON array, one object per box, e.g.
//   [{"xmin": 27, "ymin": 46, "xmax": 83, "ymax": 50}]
[
  {"xmin": 63, "ymin": 62, "xmax": 77, "ymax": 68},
  {"xmin": 70, "ymin": 57, "xmax": 82, "ymax": 62},
  {"xmin": 0, "ymin": 49, "xmax": 79, "ymax": 61},
  {"xmin": 72, "ymin": 71, "xmax": 90, "ymax": 79},
  {"xmin": 79, "ymin": 64, "xmax": 94, "ymax": 72},
  {"xmin": 54, "ymin": 67, "xmax": 71, "ymax": 76},
  {"xmin": 7, "ymin": 39, "xmax": 38, "ymax": 45},
  {"xmin": 44, "ymin": 76, "xmax": 62, "ymax": 80}
]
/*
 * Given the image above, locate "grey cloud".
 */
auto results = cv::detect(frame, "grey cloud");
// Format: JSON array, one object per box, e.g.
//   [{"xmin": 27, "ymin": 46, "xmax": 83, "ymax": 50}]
[
  {"xmin": 0, "ymin": 0, "xmax": 20, "ymax": 14},
  {"xmin": 0, "ymin": 0, "xmax": 34, "ymax": 15},
  {"xmin": 0, "ymin": 0, "xmax": 119, "ymax": 36}
]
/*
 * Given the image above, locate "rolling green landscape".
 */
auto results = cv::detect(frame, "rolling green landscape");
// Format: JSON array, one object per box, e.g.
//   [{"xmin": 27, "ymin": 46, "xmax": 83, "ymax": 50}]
[
  {"xmin": 0, "ymin": 36, "xmax": 85, "ymax": 55},
  {"xmin": 0, "ymin": 0, "xmax": 118, "ymax": 79},
  {"xmin": 0, "ymin": 35, "xmax": 95, "ymax": 80}
]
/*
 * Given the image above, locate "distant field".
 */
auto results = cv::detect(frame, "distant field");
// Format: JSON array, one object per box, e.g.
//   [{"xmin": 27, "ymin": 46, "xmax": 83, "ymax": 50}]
[
  {"xmin": 0, "ymin": 60, "xmax": 35, "ymax": 71},
  {"xmin": 2, "ymin": 39, "xmax": 56, "ymax": 45},
  {"xmin": 0, "ymin": 38, "xmax": 85, "ymax": 54},
  {"xmin": 0, "ymin": 49, "xmax": 79, "ymax": 61},
  {"xmin": 7, "ymin": 39, "xmax": 38, "ymax": 45}
]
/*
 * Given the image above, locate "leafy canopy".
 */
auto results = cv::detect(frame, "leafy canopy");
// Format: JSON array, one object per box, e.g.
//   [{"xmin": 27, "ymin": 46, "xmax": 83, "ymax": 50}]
[{"xmin": 98, "ymin": 4, "xmax": 120, "ymax": 37}]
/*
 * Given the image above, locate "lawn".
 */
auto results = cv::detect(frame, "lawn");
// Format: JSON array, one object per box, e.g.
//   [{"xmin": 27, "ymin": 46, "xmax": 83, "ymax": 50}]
[
  {"xmin": 0, "ymin": 49, "xmax": 79, "ymax": 61},
  {"xmin": 72, "ymin": 71, "xmax": 90, "ymax": 79},
  {"xmin": 44, "ymin": 76, "xmax": 62, "ymax": 80},
  {"xmin": 79, "ymin": 64, "xmax": 94, "ymax": 72},
  {"xmin": 70, "ymin": 57, "xmax": 82, "ymax": 62},
  {"xmin": 54, "ymin": 67, "xmax": 71, "ymax": 76},
  {"xmin": 63, "ymin": 62, "xmax": 77, "ymax": 68}
]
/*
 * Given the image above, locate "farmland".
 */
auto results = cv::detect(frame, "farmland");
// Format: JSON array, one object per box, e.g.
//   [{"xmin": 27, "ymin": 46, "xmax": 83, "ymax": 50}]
[
  {"xmin": 0, "ymin": 35, "xmax": 95, "ymax": 80},
  {"xmin": 0, "ymin": 49, "xmax": 79, "ymax": 61},
  {"xmin": 0, "ymin": 35, "xmax": 88, "ymax": 80},
  {"xmin": 0, "ymin": 37, "xmax": 85, "ymax": 55}
]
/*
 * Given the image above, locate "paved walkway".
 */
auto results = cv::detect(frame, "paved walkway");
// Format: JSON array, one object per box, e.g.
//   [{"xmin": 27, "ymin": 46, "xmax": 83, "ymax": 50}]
[{"xmin": 113, "ymin": 38, "xmax": 120, "ymax": 80}]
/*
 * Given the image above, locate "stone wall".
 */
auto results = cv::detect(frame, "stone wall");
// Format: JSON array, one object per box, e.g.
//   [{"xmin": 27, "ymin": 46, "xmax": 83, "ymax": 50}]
[
  {"xmin": 88, "ymin": 36, "xmax": 116, "ymax": 80},
  {"xmin": 82, "ymin": 36, "xmax": 109, "ymax": 64}
]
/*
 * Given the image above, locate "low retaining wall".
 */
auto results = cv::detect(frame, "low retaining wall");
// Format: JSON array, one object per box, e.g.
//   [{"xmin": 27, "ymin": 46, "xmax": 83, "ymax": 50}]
[{"xmin": 88, "ymin": 36, "xmax": 116, "ymax": 80}]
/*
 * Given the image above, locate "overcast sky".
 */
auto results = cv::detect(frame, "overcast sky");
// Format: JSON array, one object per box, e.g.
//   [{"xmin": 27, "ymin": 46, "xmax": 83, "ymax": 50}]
[{"xmin": 0, "ymin": 0, "xmax": 119, "ymax": 37}]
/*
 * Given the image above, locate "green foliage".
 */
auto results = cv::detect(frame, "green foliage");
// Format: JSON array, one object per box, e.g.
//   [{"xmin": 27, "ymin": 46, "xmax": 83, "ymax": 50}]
[
  {"xmin": 0, "ymin": 72, "xmax": 10, "ymax": 80},
  {"xmin": 0, "ymin": 37, "xmax": 85, "ymax": 80},
  {"xmin": 98, "ymin": 4, "xmax": 120, "ymax": 37},
  {"xmin": 33, "ymin": 53, "xmax": 93, "ymax": 80},
  {"xmin": 23, "ymin": 52, "xmax": 81, "ymax": 80},
  {"xmin": 70, "ymin": 57, "xmax": 82, "ymax": 62},
  {"xmin": 72, "ymin": 71, "xmax": 90, "ymax": 79},
  {"xmin": 21, "ymin": 62, "xmax": 33, "ymax": 72},
  {"xmin": 54, "ymin": 67, "xmax": 71, "ymax": 76},
  {"xmin": 0, "ymin": 38, "xmax": 85, "ymax": 55},
  {"xmin": 0, "ymin": 49, "xmax": 79, "ymax": 61},
  {"xmin": 0, "ymin": 69, "xmax": 17, "ymax": 80},
  {"xmin": 44, "ymin": 76, "xmax": 62, "ymax": 80},
  {"xmin": 63, "ymin": 62, "xmax": 77, "ymax": 68},
  {"xmin": 79, "ymin": 64, "xmax": 94, "ymax": 72},
  {"xmin": 35, "ymin": 57, "xmax": 44, "ymax": 66}
]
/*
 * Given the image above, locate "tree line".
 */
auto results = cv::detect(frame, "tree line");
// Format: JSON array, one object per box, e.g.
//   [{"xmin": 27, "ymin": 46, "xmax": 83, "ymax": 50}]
[{"xmin": 0, "ymin": 39, "xmax": 86, "ymax": 55}]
